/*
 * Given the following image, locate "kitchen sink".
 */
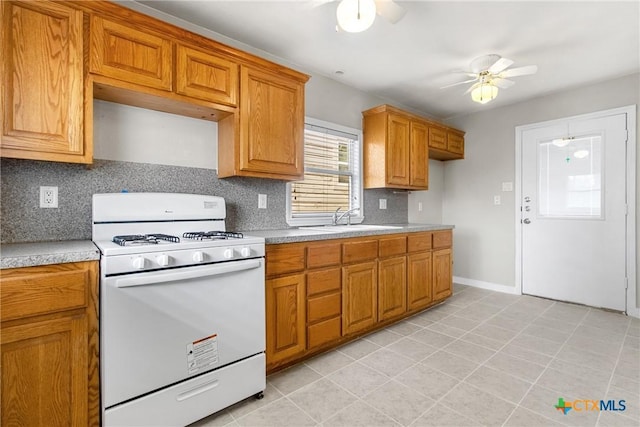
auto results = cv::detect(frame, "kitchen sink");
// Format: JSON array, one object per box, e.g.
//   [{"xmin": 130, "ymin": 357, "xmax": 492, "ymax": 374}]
[{"xmin": 299, "ymin": 224, "xmax": 403, "ymax": 233}]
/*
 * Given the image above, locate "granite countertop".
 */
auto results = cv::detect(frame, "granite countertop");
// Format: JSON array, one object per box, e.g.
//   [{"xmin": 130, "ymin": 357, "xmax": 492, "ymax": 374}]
[
  {"xmin": 243, "ymin": 223, "xmax": 454, "ymax": 244},
  {"xmin": 1, "ymin": 240, "xmax": 100, "ymax": 269}
]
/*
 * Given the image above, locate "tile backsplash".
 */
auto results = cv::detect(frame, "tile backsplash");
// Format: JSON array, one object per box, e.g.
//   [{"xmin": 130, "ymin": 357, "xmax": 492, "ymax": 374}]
[{"xmin": 1, "ymin": 159, "xmax": 408, "ymax": 243}]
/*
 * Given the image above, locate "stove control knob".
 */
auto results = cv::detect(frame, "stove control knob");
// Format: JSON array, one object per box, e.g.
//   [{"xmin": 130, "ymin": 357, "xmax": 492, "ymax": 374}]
[
  {"xmin": 132, "ymin": 256, "xmax": 146, "ymax": 269},
  {"xmin": 156, "ymin": 254, "xmax": 170, "ymax": 267},
  {"xmin": 240, "ymin": 247, "xmax": 251, "ymax": 258},
  {"xmin": 223, "ymin": 248, "xmax": 234, "ymax": 259},
  {"xmin": 192, "ymin": 251, "xmax": 204, "ymax": 263}
]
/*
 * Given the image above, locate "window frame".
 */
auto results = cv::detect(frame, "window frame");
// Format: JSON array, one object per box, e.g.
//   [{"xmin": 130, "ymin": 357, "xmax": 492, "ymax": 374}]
[{"xmin": 286, "ymin": 117, "xmax": 364, "ymax": 227}]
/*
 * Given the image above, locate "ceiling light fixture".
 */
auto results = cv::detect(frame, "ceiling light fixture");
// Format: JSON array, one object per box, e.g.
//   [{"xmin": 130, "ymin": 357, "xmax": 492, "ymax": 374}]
[
  {"xmin": 336, "ymin": 0, "xmax": 376, "ymax": 33},
  {"xmin": 573, "ymin": 150, "xmax": 589, "ymax": 159},
  {"xmin": 470, "ymin": 77, "xmax": 498, "ymax": 104},
  {"xmin": 551, "ymin": 136, "xmax": 574, "ymax": 147}
]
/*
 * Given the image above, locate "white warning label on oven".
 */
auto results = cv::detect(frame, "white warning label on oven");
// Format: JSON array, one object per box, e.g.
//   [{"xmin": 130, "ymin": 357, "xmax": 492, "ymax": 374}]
[{"xmin": 186, "ymin": 334, "xmax": 219, "ymax": 374}]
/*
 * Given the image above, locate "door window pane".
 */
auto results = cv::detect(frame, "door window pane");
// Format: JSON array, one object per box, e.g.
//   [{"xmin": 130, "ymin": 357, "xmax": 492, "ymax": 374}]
[{"xmin": 538, "ymin": 134, "xmax": 602, "ymax": 218}]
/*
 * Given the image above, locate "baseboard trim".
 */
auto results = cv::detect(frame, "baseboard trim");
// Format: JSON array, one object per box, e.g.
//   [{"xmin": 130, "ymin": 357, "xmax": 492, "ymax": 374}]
[{"xmin": 453, "ymin": 276, "xmax": 521, "ymax": 295}]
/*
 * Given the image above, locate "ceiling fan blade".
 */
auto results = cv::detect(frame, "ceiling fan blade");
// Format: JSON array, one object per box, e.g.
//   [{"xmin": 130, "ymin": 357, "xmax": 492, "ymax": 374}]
[
  {"xmin": 488, "ymin": 57, "xmax": 514, "ymax": 74},
  {"xmin": 491, "ymin": 78, "xmax": 515, "ymax": 89},
  {"xmin": 500, "ymin": 65, "xmax": 538, "ymax": 78},
  {"xmin": 307, "ymin": 0, "xmax": 334, "ymax": 9},
  {"xmin": 440, "ymin": 78, "xmax": 478, "ymax": 89},
  {"xmin": 374, "ymin": 0, "xmax": 406, "ymax": 23}
]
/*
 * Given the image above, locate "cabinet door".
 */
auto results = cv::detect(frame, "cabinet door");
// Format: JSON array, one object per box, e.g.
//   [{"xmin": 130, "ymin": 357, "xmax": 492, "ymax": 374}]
[
  {"xmin": 1, "ymin": 1, "xmax": 86, "ymax": 163},
  {"xmin": 90, "ymin": 16, "xmax": 172, "ymax": 91},
  {"xmin": 386, "ymin": 114, "xmax": 410, "ymax": 186},
  {"xmin": 176, "ymin": 44, "xmax": 238, "ymax": 106},
  {"xmin": 342, "ymin": 262, "xmax": 377, "ymax": 335},
  {"xmin": 428, "ymin": 126, "xmax": 447, "ymax": 150},
  {"xmin": 407, "ymin": 252, "xmax": 432, "ymax": 311},
  {"xmin": 433, "ymin": 248, "xmax": 453, "ymax": 300},
  {"xmin": 409, "ymin": 121, "xmax": 429, "ymax": 189},
  {"xmin": 378, "ymin": 256, "xmax": 407, "ymax": 321},
  {"xmin": 266, "ymin": 274, "xmax": 306, "ymax": 364},
  {"xmin": 447, "ymin": 131, "xmax": 464, "ymax": 156},
  {"xmin": 2, "ymin": 314, "xmax": 88, "ymax": 427},
  {"xmin": 239, "ymin": 66, "xmax": 304, "ymax": 179}
]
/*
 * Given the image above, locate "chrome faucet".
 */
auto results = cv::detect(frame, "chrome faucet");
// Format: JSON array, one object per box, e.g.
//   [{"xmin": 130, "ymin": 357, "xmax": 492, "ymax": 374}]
[{"xmin": 333, "ymin": 207, "xmax": 360, "ymax": 226}]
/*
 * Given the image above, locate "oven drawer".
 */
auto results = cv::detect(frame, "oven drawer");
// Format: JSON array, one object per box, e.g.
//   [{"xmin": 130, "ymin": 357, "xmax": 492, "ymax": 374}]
[{"xmin": 104, "ymin": 353, "xmax": 265, "ymax": 427}]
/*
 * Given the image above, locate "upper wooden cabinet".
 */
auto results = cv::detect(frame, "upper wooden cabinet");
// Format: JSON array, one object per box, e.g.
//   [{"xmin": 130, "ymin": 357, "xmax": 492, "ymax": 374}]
[
  {"xmin": 429, "ymin": 126, "xmax": 465, "ymax": 160},
  {"xmin": 90, "ymin": 16, "xmax": 172, "ymax": 91},
  {"xmin": 176, "ymin": 44, "xmax": 238, "ymax": 106},
  {"xmin": 1, "ymin": 0, "xmax": 88, "ymax": 163},
  {"xmin": 363, "ymin": 106, "xmax": 429, "ymax": 190},
  {"xmin": 218, "ymin": 66, "xmax": 305, "ymax": 180}
]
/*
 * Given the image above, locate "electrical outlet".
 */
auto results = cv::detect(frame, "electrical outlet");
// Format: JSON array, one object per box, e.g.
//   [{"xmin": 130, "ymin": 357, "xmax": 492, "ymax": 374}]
[
  {"xmin": 40, "ymin": 186, "xmax": 58, "ymax": 208},
  {"xmin": 494, "ymin": 195, "xmax": 501, "ymax": 205},
  {"xmin": 418, "ymin": 202, "xmax": 423, "ymax": 212},
  {"xmin": 379, "ymin": 198, "xmax": 387, "ymax": 210},
  {"xmin": 502, "ymin": 182, "xmax": 513, "ymax": 192},
  {"xmin": 258, "ymin": 194, "xmax": 267, "ymax": 209}
]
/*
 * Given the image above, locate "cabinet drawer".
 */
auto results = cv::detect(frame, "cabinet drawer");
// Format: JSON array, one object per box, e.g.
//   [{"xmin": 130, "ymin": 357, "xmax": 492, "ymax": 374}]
[
  {"xmin": 433, "ymin": 230, "xmax": 452, "ymax": 249},
  {"xmin": 90, "ymin": 16, "xmax": 172, "ymax": 91},
  {"xmin": 1, "ymin": 263, "xmax": 90, "ymax": 321},
  {"xmin": 266, "ymin": 244, "xmax": 305, "ymax": 277},
  {"xmin": 307, "ymin": 268, "xmax": 341, "ymax": 297},
  {"xmin": 307, "ymin": 293, "xmax": 341, "ymax": 323},
  {"xmin": 407, "ymin": 232, "xmax": 432, "ymax": 252},
  {"xmin": 307, "ymin": 242, "xmax": 341, "ymax": 269},
  {"xmin": 447, "ymin": 132, "xmax": 464, "ymax": 155},
  {"xmin": 379, "ymin": 236, "xmax": 407, "ymax": 258},
  {"xmin": 176, "ymin": 44, "xmax": 238, "ymax": 105},
  {"xmin": 342, "ymin": 240, "xmax": 378, "ymax": 264},
  {"xmin": 428, "ymin": 127, "xmax": 447, "ymax": 150},
  {"xmin": 307, "ymin": 317, "xmax": 341, "ymax": 349}
]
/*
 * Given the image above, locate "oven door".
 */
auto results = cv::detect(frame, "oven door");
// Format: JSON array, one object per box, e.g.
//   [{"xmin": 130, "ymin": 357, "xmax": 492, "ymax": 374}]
[{"xmin": 101, "ymin": 258, "xmax": 265, "ymax": 408}]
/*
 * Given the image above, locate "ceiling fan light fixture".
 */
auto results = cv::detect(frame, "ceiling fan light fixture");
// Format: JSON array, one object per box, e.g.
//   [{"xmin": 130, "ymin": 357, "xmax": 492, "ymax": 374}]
[
  {"xmin": 336, "ymin": 0, "xmax": 376, "ymax": 33},
  {"xmin": 471, "ymin": 82, "xmax": 498, "ymax": 104}
]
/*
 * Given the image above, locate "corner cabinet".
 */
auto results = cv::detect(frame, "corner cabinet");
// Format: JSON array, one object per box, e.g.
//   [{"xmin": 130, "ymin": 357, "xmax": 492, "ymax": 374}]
[
  {"xmin": 1, "ymin": 0, "xmax": 89, "ymax": 163},
  {"xmin": 0, "ymin": 261, "xmax": 99, "ymax": 427},
  {"xmin": 218, "ymin": 66, "xmax": 306, "ymax": 180}
]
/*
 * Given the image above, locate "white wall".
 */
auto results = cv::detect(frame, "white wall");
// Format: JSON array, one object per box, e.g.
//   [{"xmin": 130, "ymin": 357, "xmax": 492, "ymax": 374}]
[
  {"xmin": 430, "ymin": 73, "xmax": 639, "ymax": 308},
  {"xmin": 408, "ymin": 160, "xmax": 445, "ymax": 224}
]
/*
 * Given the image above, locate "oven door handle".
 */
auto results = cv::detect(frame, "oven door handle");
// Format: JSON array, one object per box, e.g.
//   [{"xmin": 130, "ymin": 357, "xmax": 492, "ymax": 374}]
[{"xmin": 115, "ymin": 259, "xmax": 262, "ymax": 288}]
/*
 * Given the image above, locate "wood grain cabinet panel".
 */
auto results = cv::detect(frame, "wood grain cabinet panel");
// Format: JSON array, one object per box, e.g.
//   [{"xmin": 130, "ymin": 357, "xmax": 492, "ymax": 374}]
[
  {"xmin": 342, "ymin": 262, "xmax": 377, "ymax": 335},
  {"xmin": 433, "ymin": 248, "xmax": 453, "ymax": 301},
  {"xmin": 90, "ymin": 16, "xmax": 172, "ymax": 91},
  {"xmin": 1, "ymin": 0, "xmax": 87, "ymax": 163},
  {"xmin": 378, "ymin": 256, "xmax": 407, "ymax": 321},
  {"xmin": 409, "ymin": 120, "xmax": 429, "ymax": 188},
  {"xmin": 433, "ymin": 230, "xmax": 453, "ymax": 249},
  {"xmin": 387, "ymin": 114, "xmax": 411, "ymax": 186},
  {"xmin": 428, "ymin": 126, "xmax": 447, "ymax": 150},
  {"xmin": 307, "ymin": 267, "xmax": 341, "ymax": 296},
  {"xmin": 307, "ymin": 317, "xmax": 341, "ymax": 349},
  {"xmin": 0, "ymin": 261, "xmax": 99, "ymax": 427},
  {"xmin": 266, "ymin": 243, "xmax": 305, "ymax": 277},
  {"xmin": 447, "ymin": 131, "xmax": 464, "ymax": 156},
  {"xmin": 407, "ymin": 251, "xmax": 433, "ymax": 311},
  {"xmin": 342, "ymin": 239, "xmax": 378, "ymax": 264},
  {"xmin": 408, "ymin": 232, "xmax": 432, "ymax": 253},
  {"xmin": 306, "ymin": 242, "xmax": 341, "ymax": 269},
  {"xmin": 176, "ymin": 44, "xmax": 238, "ymax": 106},
  {"xmin": 266, "ymin": 274, "xmax": 306, "ymax": 364},
  {"xmin": 379, "ymin": 236, "xmax": 407, "ymax": 258},
  {"xmin": 231, "ymin": 65, "xmax": 304, "ymax": 180}
]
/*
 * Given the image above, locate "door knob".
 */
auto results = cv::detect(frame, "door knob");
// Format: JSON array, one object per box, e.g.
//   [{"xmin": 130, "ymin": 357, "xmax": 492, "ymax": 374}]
[{"xmin": 523, "ymin": 218, "xmax": 531, "ymax": 224}]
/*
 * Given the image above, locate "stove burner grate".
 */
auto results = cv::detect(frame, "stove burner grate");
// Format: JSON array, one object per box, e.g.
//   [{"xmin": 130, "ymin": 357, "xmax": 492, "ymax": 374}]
[
  {"xmin": 183, "ymin": 231, "xmax": 244, "ymax": 240},
  {"xmin": 113, "ymin": 234, "xmax": 180, "ymax": 246}
]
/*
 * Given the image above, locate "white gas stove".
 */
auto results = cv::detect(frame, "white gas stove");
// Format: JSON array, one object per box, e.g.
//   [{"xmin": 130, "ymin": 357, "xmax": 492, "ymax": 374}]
[{"xmin": 93, "ymin": 193, "xmax": 266, "ymax": 427}]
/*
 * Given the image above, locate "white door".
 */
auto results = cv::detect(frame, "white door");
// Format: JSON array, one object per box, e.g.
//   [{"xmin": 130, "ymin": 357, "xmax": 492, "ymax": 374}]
[{"xmin": 520, "ymin": 112, "xmax": 628, "ymax": 311}]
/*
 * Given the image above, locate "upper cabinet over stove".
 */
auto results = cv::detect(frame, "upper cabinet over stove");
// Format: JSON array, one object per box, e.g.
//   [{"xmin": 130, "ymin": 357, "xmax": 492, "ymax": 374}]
[{"xmin": 1, "ymin": 0, "xmax": 309, "ymax": 180}]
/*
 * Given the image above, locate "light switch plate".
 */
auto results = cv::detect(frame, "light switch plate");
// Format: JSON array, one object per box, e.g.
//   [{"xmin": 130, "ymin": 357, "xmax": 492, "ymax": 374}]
[
  {"xmin": 258, "ymin": 194, "xmax": 267, "ymax": 209},
  {"xmin": 494, "ymin": 195, "xmax": 501, "ymax": 205},
  {"xmin": 379, "ymin": 199, "xmax": 387, "ymax": 209}
]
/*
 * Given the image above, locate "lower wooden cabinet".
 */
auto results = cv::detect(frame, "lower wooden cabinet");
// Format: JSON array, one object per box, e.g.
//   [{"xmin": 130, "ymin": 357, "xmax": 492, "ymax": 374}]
[
  {"xmin": 433, "ymin": 248, "xmax": 453, "ymax": 301},
  {"xmin": 0, "ymin": 261, "xmax": 99, "ymax": 427},
  {"xmin": 265, "ymin": 230, "xmax": 453, "ymax": 373},
  {"xmin": 378, "ymin": 256, "xmax": 407, "ymax": 321},
  {"xmin": 342, "ymin": 262, "xmax": 378, "ymax": 335},
  {"xmin": 407, "ymin": 251, "xmax": 433, "ymax": 311},
  {"xmin": 265, "ymin": 274, "xmax": 306, "ymax": 364}
]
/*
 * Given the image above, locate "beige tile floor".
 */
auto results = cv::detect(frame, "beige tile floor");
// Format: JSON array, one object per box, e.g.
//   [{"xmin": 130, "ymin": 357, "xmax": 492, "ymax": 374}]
[{"xmin": 191, "ymin": 284, "xmax": 640, "ymax": 427}]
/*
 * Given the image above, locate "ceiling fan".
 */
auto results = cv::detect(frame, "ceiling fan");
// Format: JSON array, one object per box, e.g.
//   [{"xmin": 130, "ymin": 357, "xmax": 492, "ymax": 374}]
[
  {"xmin": 442, "ymin": 54, "xmax": 538, "ymax": 104},
  {"xmin": 313, "ymin": 0, "xmax": 407, "ymax": 33}
]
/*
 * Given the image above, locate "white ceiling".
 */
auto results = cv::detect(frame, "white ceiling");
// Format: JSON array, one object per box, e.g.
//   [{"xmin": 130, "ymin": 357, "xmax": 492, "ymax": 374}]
[{"xmin": 135, "ymin": 0, "xmax": 640, "ymax": 120}]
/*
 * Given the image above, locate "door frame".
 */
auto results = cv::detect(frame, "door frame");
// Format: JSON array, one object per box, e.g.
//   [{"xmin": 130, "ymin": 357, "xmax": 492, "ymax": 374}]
[{"xmin": 515, "ymin": 105, "xmax": 637, "ymax": 316}]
